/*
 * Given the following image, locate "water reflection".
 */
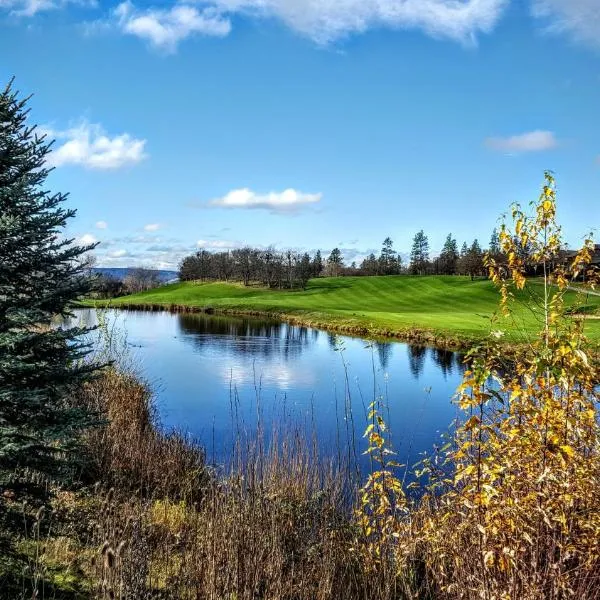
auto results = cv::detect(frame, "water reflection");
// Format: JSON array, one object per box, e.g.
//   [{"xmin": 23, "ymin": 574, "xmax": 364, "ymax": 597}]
[
  {"xmin": 327, "ymin": 333, "xmax": 339, "ymax": 350},
  {"xmin": 177, "ymin": 313, "xmax": 312, "ymax": 362},
  {"xmin": 431, "ymin": 348, "xmax": 463, "ymax": 379},
  {"xmin": 375, "ymin": 341, "xmax": 393, "ymax": 371},
  {"xmin": 71, "ymin": 309, "xmax": 467, "ymax": 473},
  {"xmin": 408, "ymin": 345, "xmax": 428, "ymax": 378}
]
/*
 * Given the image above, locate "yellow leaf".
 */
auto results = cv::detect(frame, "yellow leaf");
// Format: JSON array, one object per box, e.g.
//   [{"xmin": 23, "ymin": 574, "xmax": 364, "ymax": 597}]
[
  {"xmin": 484, "ymin": 550, "xmax": 495, "ymax": 569},
  {"xmin": 464, "ymin": 415, "xmax": 481, "ymax": 431},
  {"xmin": 559, "ymin": 445, "xmax": 575, "ymax": 459}
]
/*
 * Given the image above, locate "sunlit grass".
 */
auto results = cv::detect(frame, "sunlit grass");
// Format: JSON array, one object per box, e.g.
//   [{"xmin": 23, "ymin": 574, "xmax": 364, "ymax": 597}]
[{"xmin": 88, "ymin": 275, "xmax": 600, "ymax": 344}]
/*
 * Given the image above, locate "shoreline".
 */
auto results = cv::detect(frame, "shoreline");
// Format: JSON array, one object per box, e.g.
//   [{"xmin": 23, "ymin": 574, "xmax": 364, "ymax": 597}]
[
  {"xmin": 82, "ymin": 300, "xmax": 497, "ymax": 353},
  {"xmin": 81, "ymin": 299, "xmax": 600, "ymax": 370}
]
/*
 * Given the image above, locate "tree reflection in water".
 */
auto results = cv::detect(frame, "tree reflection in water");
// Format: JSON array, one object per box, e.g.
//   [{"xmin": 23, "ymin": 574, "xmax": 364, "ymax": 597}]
[{"xmin": 177, "ymin": 313, "xmax": 313, "ymax": 362}]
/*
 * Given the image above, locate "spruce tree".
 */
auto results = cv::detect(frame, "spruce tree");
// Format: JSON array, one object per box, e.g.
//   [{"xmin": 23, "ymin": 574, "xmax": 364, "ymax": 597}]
[
  {"xmin": 439, "ymin": 233, "xmax": 458, "ymax": 275},
  {"xmin": 327, "ymin": 248, "xmax": 343, "ymax": 276},
  {"xmin": 0, "ymin": 81, "xmax": 96, "ymax": 489},
  {"xmin": 379, "ymin": 237, "xmax": 397, "ymax": 275},
  {"xmin": 298, "ymin": 252, "xmax": 312, "ymax": 289},
  {"xmin": 410, "ymin": 230, "xmax": 430, "ymax": 275},
  {"xmin": 360, "ymin": 253, "xmax": 378, "ymax": 276},
  {"xmin": 312, "ymin": 250, "xmax": 323, "ymax": 278},
  {"xmin": 489, "ymin": 227, "xmax": 501, "ymax": 256}
]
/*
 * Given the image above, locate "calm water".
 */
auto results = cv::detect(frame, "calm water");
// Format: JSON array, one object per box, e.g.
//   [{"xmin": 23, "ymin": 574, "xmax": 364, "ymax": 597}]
[{"xmin": 73, "ymin": 309, "xmax": 465, "ymax": 472}]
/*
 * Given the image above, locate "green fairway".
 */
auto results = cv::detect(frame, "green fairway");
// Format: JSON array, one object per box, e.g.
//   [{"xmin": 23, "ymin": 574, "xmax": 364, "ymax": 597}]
[{"xmin": 90, "ymin": 276, "xmax": 600, "ymax": 347}]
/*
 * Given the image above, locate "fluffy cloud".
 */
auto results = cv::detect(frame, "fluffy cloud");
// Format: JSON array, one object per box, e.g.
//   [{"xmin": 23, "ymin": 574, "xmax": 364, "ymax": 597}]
[
  {"xmin": 112, "ymin": 1, "xmax": 231, "ymax": 52},
  {"xmin": 41, "ymin": 122, "xmax": 147, "ymax": 170},
  {"xmin": 78, "ymin": 233, "xmax": 98, "ymax": 245},
  {"xmin": 5, "ymin": 0, "xmax": 600, "ymax": 52},
  {"xmin": 485, "ymin": 130, "xmax": 559, "ymax": 153},
  {"xmin": 219, "ymin": 0, "xmax": 508, "ymax": 45},
  {"xmin": 96, "ymin": 245, "xmax": 190, "ymax": 269},
  {"xmin": 144, "ymin": 223, "xmax": 161, "ymax": 231},
  {"xmin": 101, "ymin": 0, "xmax": 508, "ymax": 50},
  {"xmin": 108, "ymin": 249, "xmax": 130, "ymax": 258},
  {"xmin": 209, "ymin": 188, "xmax": 322, "ymax": 214},
  {"xmin": 91, "ymin": 233, "xmax": 194, "ymax": 268},
  {"xmin": 532, "ymin": 0, "xmax": 600, "ymax": 49},
  {"xmin": 95, "ymin": 220, "xmax": 108, "ymax": 229}
]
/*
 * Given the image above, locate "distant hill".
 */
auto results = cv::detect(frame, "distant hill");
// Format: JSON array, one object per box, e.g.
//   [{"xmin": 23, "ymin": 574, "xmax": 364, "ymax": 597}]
[{"xmin": 91, "ymin": 268, "xmax": 179, "ymax": 283}]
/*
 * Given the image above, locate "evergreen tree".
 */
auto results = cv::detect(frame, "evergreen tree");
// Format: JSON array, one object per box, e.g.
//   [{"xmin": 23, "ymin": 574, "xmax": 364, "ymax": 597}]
[
  {"xmin": 379, "ymin": 237, "xmax": 398, "ymax": 275},
  {"xmin": 410, "ymin": 230, "xmax": 430, "ymax": 275},
  {"xmin": 312, "ymin": 250, "xmax": 323, "ymax": 278},
  {"xmin": 0, "ymin": 81, "xmax": 96, "ymax": 487},
  {"xmin": 439, "ymin": 233, "xmax": 458, "ymax": 275},
  {"xmin": 326, "ymin": 248, "xmax": 343, "ymax": 277},
  {"xmin": 395, "ymin": 254, "xmax": 403, "ymax": 273},
  {"xmin": 457, "ymin": 242, "xmax": 469, "ymax": 275},
  {"xmin": 458, "ymin": 239, "xmax": 484, "ymax": 280},
  {"xmin": 297, "ymin": 252, "xmax": 312, "ymax": 289},
  {"xmin": 489, "ymin": 227, "xmax": 501, "ymax": 256},
  {"xmin": 360, "ymin": 253, "xmax": 379, "ymax": 276}
]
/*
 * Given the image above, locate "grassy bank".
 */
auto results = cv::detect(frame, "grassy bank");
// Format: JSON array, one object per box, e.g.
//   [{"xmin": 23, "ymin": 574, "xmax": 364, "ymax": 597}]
[
  {"xmin": 87, "ymin": 275, "xmax": 600, "ymax": 349},
  {"xmin": 0, "ymin": 369, "xmax": 397, "ymax": 599}
]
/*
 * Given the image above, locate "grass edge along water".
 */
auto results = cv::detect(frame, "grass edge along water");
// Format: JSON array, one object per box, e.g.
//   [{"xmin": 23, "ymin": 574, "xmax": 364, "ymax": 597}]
[{"xmin": 85, "ymin": 274, "xmax": 600, "ymax": 354}]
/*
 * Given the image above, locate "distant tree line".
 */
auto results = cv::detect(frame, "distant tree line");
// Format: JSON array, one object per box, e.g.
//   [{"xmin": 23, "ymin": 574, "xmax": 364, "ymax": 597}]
[
  {"xmin": 356, "ymin": 231, "xmax": 495, "ymax": 279},
  {"xmin": 177, "ymin": 229, "xmax": 504, "ymax": 286},
  {"xmin": 179, "ymin": 247, "xmax": 320, "ymax": 289},
  {"xmin": 95, "ymin": 225, "xmax": 550, "ymax": 297}
]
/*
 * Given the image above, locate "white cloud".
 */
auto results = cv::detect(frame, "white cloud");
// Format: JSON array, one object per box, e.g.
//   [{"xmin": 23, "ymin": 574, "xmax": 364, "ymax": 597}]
[
  {"xmin": 112, "ymin": 234, "xmax": 165, "ymax": 244},
  {"xmin": 78, "ymin": 233, "xmax": 98, "ymax": 245},
  {"xmin": 143, "ymin": 223, "xmax": 161, "ymax": 231},
  {"xmin": 92, "ymin": 233, "xmax": 194, "ymax": 269},
  {"xmin": 209, "ymin": 187, "xmax": 322, "ymax": 213},
  {"xmin": 112, "ymin": 1, "xmax": 231, "ymax": 52},
  {"xmin": 6, "ymin": 0, "xmax": 600, "ymax": 51},
  {"xmin": 42, "ymin": 121, "xmax": 147, "ymax": 170},
  {"xmin": 0, "ymin": 0, "xmax": 94, "ymax": 17},
  {"xmin": 0, "ymin": 0, "xmax": 53, "ymax": 15},
  {"xmin": 104, "ymin": 0, "xmax": 508, "ymax": 49},
  {"xmin": 196, "ymin": 239, "xmax": 242, "ymax": 249},
  {"xmin": 485, "ymin": 130, "xmax": 559, "ymax": 153},
  {"xmin": 146, "ymin": 244, "xmax": 185, "ymax": 252},
  {"xmin": 532, "ymin": 0, "xmax": 600, "ymax": 49},
  {"xmin": 95, "ymin": 220, "xmax": 108, "ymax": 229},
  {"xmin": 108, "ymin": 249, "xmax": 130, "ymax": 258},
  {"xmin": 215, "ymin": 0, "xmax": 508, "ymax": 45},
  {"xmin": 96, "ymin": 247, "xmax": 188, "ymax": 269}
]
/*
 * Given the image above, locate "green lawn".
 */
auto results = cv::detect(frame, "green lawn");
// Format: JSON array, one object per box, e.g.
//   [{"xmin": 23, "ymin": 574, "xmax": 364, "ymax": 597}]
[{"xmin": 89, "ymin": 276, "xmax": 600, "ymax": 346}]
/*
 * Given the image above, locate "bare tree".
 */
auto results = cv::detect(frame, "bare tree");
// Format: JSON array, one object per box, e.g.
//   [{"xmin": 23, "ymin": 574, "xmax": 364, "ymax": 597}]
[{"xmin": 123, "ymin": 268, "xmax": 160, "ymax": 293}]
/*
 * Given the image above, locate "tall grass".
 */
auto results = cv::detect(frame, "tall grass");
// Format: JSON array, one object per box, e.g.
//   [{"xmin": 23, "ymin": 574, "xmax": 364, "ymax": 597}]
[
  {"xmin": 77, "ymin": 369, "xmax": 208, "ymax": 501},
  {"xmin": 76, "ymin": 370, "xmax": 394, "ymax": 600}
]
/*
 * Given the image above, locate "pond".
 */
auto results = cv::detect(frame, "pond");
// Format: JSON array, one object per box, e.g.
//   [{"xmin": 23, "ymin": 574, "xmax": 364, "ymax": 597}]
[{"xmin": 72, "ymin": 308, "xmax": 465, "ymax": 475}]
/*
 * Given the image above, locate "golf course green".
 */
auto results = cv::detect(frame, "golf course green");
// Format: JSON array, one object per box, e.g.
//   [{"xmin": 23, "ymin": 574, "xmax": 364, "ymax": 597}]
[{"xmin": 89, "ymin": 275, "xmax": 600, "ymax": 349}]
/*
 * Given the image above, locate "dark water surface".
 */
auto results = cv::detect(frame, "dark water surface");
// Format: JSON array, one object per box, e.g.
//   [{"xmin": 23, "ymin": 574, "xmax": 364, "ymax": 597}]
[{"xmin": 73, "ymin": 309, "xmax": 465, "ymax": 472}]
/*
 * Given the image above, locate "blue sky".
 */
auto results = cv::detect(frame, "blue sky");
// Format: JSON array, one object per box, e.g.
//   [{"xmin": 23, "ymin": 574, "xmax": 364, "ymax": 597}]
[{"xmin": 1, "ymin": 0, "xmax": 599, "ymax": 269}]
